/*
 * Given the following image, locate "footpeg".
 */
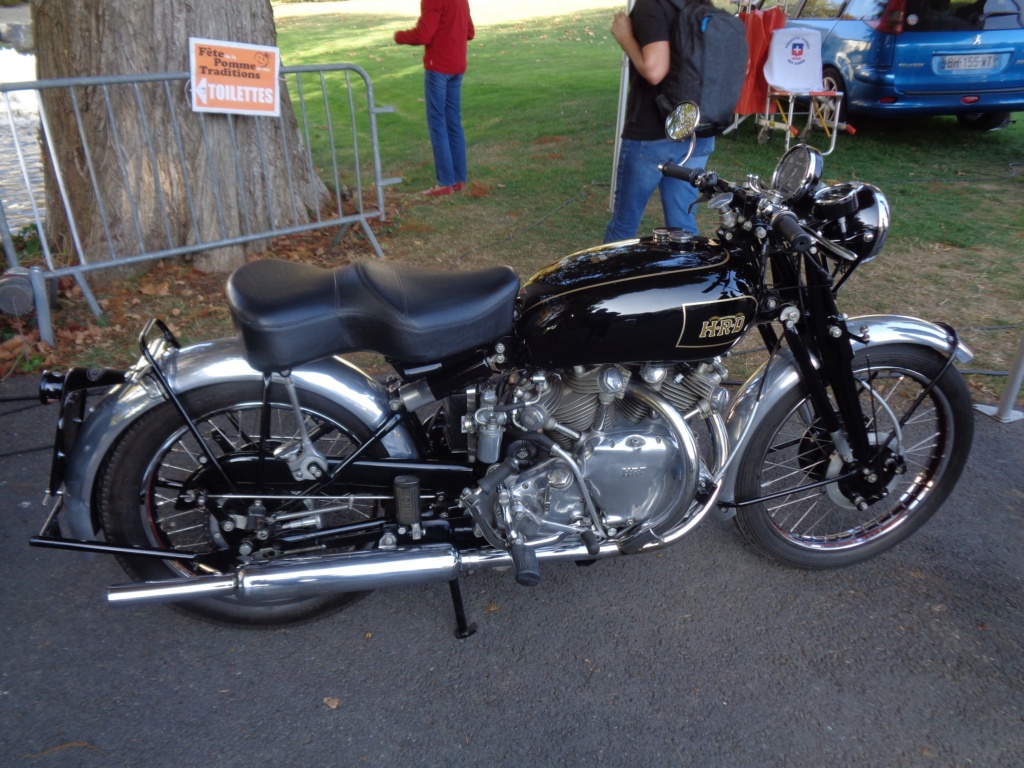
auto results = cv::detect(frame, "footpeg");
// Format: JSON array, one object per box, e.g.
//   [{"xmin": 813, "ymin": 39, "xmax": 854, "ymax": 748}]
[
  {"xmin": 580, "ymin": 529, "xmax": 602, "ymax": 556},
  {"xmin": 510, "ymin": 539, "xmax": 540, "ymax": 586}
]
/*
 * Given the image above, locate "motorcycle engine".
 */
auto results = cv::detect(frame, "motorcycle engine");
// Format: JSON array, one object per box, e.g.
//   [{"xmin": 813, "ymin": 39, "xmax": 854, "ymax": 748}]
[{"xmin": 461, "ymin": 362, "xmax": 723, "ymax": 549}]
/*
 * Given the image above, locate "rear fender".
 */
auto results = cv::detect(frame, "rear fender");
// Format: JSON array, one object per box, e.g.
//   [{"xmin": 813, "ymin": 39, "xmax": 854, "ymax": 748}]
[
  {"xmin": 715, "ymin": 314, "xmax": 971, "ymax": 516},
  {"xmin": 59, "ymin": 337, "xmax": 419, "ymax": 539}
]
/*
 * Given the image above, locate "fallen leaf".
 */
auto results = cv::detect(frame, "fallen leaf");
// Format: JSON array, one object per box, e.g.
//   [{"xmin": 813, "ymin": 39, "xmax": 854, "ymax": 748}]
[
  {"xmin": 323, "ymin": 697, "xmax": 341, "ymax": 709},
  {"xmin": 27, "ymin": 741, "xmax": 105, "ymax": 758},
  {"xmin": 140, "ymin": 281, "xmax": 170, "ymax": 297},
  {"xmin": 1, "ymin": 335, "xmax": 28, "ymax": 352}
]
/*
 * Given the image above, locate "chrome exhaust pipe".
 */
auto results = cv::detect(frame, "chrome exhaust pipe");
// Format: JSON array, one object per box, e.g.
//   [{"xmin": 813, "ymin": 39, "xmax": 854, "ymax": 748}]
[
  {"xmin": 108, "ymin": 544, "xmax": 462, "ymax": 605},
  {"xmin": 107, "ymin": 540, "xmax": 625, "ymax": 606}
]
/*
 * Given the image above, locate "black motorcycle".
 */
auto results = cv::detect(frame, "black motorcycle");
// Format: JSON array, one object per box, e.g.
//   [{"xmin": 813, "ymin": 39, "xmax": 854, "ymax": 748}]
[{"xmin": 34, "ymin": 104, "xmax": 974, "ymax": 635}]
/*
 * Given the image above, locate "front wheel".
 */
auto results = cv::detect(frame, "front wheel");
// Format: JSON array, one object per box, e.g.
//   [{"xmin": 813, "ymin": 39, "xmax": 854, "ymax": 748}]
[
  {"xmin": 98, "ymin": 381, "xmax": 388, "ymax": 626},
  {"xmin": 734, "ymin": 345, "xmax": 973, "ymax": 569}
]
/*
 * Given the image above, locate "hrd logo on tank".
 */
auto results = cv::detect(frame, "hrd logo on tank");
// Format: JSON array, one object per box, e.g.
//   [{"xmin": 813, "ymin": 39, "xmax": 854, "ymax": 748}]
[
  {"xmin": 190, "ymin": 38, "xmax": 280, "ymax": 117},
  {"xmin": 699, "ymin": 314, "xmax": 746, "ymax": 339},
  {"xmin": 676, "ymin": 298, "xmax": 754, "ymax": 351}
]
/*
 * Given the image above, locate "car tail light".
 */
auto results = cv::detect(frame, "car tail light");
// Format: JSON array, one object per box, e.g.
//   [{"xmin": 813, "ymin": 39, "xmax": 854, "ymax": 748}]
[
  {"xmin": 869, "ymin": 0, "xmax": 906, "ymax": 35},
  {"xmin": 961, "ymin": 96, "xmax": 981, "ymax": 104}
]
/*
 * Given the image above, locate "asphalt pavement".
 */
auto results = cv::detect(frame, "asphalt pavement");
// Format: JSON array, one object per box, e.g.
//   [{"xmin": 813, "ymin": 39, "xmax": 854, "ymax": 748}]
[{"xmin": 1, "ymin": 373, "xmax": 1021, "ymax": 767}]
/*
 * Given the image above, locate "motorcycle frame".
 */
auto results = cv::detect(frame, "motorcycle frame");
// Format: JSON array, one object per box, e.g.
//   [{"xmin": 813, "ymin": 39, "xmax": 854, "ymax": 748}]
[
  {"xmin": 33, "ymin": 226, "xmax": 973, "ymax": 552},
  {"xmin": 36, "ymin": 309, "xmax": 970, "ymax": 552}
]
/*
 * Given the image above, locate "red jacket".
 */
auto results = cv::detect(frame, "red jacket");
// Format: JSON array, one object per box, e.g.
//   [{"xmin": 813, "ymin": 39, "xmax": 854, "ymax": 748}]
[{"xmin": 394, "ymin": 0, "xmax": 475, "ymax": 75}]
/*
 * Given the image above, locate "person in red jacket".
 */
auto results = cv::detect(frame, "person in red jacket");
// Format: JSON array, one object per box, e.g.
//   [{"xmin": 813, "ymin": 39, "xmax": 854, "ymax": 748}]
[{"xmin": 394, "ymin": 0, "xmax": 475, "ymax": 197}]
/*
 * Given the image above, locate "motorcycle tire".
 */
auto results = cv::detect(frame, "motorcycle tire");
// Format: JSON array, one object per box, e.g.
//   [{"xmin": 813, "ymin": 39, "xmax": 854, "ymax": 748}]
[
  {"xmin": 734, "ymin": 344, "xmax": 974, "ymax": 569},
  {"xmin": 98, "ymin": 381, "xmax": 388, "ymax": 626}
]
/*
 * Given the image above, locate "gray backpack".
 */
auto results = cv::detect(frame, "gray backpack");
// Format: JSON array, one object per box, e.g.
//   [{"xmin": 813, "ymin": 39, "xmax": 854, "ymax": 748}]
[{"xmin": 654, "ymin": 0, "xmax": 749, "ymax": 137}]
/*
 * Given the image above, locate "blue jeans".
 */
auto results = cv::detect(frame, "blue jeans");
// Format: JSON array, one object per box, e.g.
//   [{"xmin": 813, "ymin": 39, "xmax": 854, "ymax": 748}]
[
  {"xmin": 604, "ymin": 135, "xmax": 715, "ymax": 243},
  {"xmin": 424, "ymin": 70, "xmax": 467, "ymax": 188}
]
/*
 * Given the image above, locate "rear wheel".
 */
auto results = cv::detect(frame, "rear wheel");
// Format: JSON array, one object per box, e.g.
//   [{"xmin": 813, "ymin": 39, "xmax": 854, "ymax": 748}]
[
  {"xmin": 734, "ymin": 345, "xmax": 973, "ymax": 569},
  {"xmin": 956, "ymin": 112, "xmax": 1011, "ymax": 131},
  {"xmin": 99, "ymin": 382, "xmax": 387, "ymax": 626}
]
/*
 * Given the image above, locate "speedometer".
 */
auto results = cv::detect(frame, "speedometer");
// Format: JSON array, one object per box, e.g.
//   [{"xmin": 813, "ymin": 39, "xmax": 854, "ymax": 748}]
[{"xmin": 770, "ymin": 145, "xmax": 824, "ymax": 203}]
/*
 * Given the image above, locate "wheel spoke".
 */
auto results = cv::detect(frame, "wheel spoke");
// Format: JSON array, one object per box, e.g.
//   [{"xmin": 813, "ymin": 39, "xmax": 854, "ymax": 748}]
[
  {"xmin": 767, "ymin": 489, "xmax": 825, "ymax": 524},
  {"xmin": 220, "ymin": 409, "xmax": 255, "ymax": 447}
]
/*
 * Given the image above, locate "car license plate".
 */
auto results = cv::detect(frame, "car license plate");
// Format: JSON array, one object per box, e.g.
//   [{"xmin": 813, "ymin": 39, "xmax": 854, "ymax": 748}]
[{"xmin": 938, "ymin": 54, "xmax": 1000, "ymax": 72}]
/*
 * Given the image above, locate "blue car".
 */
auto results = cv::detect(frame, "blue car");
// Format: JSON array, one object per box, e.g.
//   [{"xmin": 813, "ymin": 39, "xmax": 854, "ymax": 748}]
[{"xmin": 784, "ymin": 0, "xmax": 1024, "ymax": 129}]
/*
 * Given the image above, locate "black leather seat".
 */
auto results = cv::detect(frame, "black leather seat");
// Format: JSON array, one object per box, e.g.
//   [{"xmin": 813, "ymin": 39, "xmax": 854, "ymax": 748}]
[{"xmin": 226, "ymin": 259, "xmax": 520, "ymax": 372}]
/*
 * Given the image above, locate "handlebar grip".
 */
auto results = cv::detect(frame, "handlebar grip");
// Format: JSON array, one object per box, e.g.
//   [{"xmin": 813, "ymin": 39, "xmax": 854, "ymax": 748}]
[
  {"xmin": 659, "ymin": 162, "xmax": 704, "ymax": 185},
  {"xmin": 773, "ymin": 211, "xmax": 813, "ymax": 253}
]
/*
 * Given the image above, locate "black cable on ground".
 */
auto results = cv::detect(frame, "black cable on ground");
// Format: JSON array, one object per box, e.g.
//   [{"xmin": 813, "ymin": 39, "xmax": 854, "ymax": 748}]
[
  {"xmin": 879, "ymin": 161, "xmax": 1022, "ymax": 186},
  {"xmin": 0, "ymin": 444, "xmax": 50, "ymax": 459},
  {"xmin": 1, "ymin": 402, "xmax": 42, "ymax": 417},
  {"xmin": 0, "ymin": 398, "xmax": 49, "ymax": 457},
  {"xmin": 961, "ymin": 324, "xmax": 1024, "ymax": 331},
  {"xmin": 1, "ymin": 394, "xmax": 40, "ymax": 404}
]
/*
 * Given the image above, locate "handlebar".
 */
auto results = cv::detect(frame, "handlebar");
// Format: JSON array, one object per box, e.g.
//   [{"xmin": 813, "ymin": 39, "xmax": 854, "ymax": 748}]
[
  {"xmin": 660, "ymin": 161, "xmax": 814, "ymax": 253},
  {"xmin": 658, "ymin": 161, "xmax": 705, "ymax": 185},
  {"xmin": 659, "ymin": 161, "xmax": 729, "ymax": 197},
  {"xmin": 771, "ymin": 211, "xmax": 813, "ymax": 253}
]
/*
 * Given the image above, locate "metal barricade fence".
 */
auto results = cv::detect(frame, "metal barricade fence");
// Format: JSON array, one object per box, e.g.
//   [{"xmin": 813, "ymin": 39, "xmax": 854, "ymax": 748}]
[{"xmin": 0, "ymin": 63, "xmax": 400, "ymax": 345}]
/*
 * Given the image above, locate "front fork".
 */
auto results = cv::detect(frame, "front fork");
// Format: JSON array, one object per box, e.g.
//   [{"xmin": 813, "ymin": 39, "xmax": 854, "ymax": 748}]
[{"xmin": 785, "ymin": 315, "xmax": 873, "ymax": 466}]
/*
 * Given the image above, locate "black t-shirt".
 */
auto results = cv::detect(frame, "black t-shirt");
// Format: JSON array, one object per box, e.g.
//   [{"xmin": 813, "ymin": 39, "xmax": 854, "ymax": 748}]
[{"xmin": 623, "ymin": 0, "xmax": 674, "ymax": 141}]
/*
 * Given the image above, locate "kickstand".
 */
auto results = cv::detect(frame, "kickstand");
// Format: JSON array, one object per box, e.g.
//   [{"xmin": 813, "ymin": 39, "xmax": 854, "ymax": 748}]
[{"xmin": 448, "ymin": 579, "xmax": 477, "ymax": 639}]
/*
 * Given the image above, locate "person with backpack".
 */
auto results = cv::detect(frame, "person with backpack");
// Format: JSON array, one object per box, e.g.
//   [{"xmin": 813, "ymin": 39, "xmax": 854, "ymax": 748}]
[
  {"xmin": 604, "ymin": 0, "xmax": 719, "ymax": 242},
  {"xmin": 395, "ymin": 0, "xmax": 475, "ymax": 197}
]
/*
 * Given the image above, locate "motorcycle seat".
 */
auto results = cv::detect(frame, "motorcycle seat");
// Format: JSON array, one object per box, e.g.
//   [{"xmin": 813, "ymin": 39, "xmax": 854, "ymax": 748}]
[{"xmin": 226, "ymin": 258, "xmax": 521, "ymax": 371}]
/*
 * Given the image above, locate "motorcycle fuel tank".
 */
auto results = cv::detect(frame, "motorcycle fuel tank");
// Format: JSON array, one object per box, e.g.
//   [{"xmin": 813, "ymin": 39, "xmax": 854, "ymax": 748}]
[{"xmin": 517, "ymin": 235, "xmax": 759, "ymax": 368}]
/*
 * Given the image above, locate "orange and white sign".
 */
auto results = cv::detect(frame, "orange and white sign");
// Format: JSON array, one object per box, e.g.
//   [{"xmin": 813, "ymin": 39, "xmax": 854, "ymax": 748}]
[{"xmin": 189, "ymin": 37, "xmax": 280, "ymax": 117}]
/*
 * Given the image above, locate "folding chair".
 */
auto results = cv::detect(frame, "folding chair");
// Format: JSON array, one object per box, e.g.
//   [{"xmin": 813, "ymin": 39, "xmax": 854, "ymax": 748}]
[
  {"xmin": 725, "ymin": 2, "xmax": 787, "ymax": 135},
  {"xmin": 755, "ymin": 27, "xmax": 851, "ymax": 155}
]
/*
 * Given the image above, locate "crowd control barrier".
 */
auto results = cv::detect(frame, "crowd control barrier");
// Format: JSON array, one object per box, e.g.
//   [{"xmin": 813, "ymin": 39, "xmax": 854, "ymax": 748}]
[{"xmin": 0, "ymin": 63, "xmax": 399, "ymax": 344}]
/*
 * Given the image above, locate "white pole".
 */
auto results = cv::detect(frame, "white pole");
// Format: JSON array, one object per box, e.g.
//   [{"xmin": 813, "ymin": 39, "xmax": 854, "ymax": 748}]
[
  {"xmin": 610, "ymin": 0, "xmax": 635, "ymax": 212},
  {"xmin": 974, "ymin": 331, "xmax": 1024, "ymax": 423}
]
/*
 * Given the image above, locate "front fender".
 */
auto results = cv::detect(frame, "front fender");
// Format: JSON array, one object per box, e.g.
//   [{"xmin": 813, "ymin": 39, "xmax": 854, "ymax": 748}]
[
  {"xmin": 715, "ymin": 314, "xmax": 972, "ymax": 514},
  {"xmin": 61, "ymin": 337, "xmax": 419, "ymax": 539}
]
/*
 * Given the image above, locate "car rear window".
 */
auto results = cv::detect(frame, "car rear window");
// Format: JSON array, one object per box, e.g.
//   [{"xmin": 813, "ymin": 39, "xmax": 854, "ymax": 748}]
[
  {"xmin": 794, "ymin": 0, "xmax": 846, "ymax": 19},
  {"xmin": 796, "ymin": 0, "xmax": 1024, "ymax": 29},
  {"xmin": 905, "ymin": 0, "xmax": 1024, "ymax": 31}
]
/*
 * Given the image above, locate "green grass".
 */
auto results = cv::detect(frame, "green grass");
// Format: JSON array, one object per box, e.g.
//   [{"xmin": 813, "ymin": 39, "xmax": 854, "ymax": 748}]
[
  {"xmin": 278, "ymin": 7, "xmax": 1024, "ymax": 255},
  {"xmin": 273, "ymin": 6, "xmax": 1023, "ymax": 404}
]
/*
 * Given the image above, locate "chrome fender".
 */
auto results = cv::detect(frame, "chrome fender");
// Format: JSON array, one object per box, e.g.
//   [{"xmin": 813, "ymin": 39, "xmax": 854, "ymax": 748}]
[
  {"xmin": 715, "ymin": 314, "xmax": 972, "ymax": 515},
  {"xmin": 61, "ymin": 337, "xmax": 419, "ymax": 539}
]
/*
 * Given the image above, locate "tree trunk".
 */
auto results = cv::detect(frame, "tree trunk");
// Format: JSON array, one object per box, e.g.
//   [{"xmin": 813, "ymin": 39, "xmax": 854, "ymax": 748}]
[{"xmin": 31, "ymin": 0, "xmax": 328, "ymax": 276}]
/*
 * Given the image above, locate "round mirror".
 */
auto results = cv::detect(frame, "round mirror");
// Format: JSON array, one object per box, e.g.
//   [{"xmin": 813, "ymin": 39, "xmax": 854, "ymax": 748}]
[{"xmin": 664, "ymin": 102, "xmax": 700, "ymax": 141}]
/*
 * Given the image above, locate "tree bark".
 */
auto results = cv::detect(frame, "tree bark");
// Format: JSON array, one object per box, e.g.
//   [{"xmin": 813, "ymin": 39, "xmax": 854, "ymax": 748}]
[{"xmin": 31, "ymin": 0, "xmax": 328, "ymax": 276}]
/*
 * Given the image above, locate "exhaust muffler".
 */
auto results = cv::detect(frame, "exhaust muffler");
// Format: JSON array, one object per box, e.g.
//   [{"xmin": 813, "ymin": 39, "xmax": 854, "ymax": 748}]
[
  {"xmin": 108, "ymin": 544, "xmax": 462, "ymax": 605},
  {"xmin": 107, "ymin": 540, "xmax": 624, "ymax": 606}
]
